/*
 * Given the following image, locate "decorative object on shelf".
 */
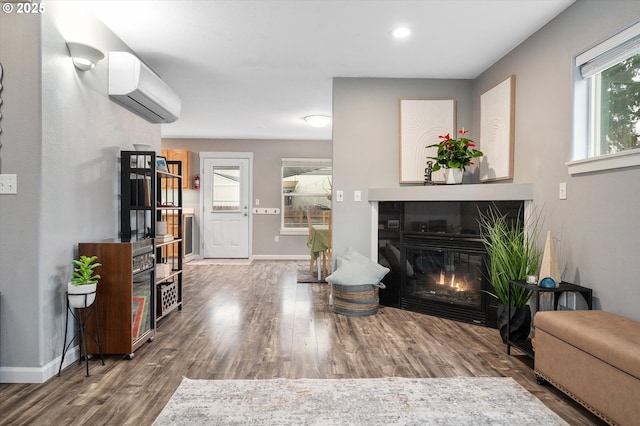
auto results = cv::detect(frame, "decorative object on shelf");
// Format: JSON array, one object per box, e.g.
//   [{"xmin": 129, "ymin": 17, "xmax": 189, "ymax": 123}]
[
  {"xmin": 479, "ymin": 205, "xmax": 542, "ymax": 343},
  {"xmin": 400, "ymin": 98, "xmax": 455, "ymax": 184},
  {"xmin": 539, "ymin": 277, "xmax": 557, "ymax": 288},
  {"xmin": 68, "ymin": 255, "xmax": 101, "ymax": 309},
  {"xmin": 480, "ymin": 75, "xmax": 515, "ymax": 182},
  {"xmin": 526, "ymin": 274, "xmax": 538, "ymax": 284},
  {"xmin": 423, "ymin": 160, "xmax": 434, "ymax": 185},
  {"xmin": 426, "ymin": 129, "xmax": 484, "ymax": 185},
  {"xmin": 156, "ymin": 155, "xmax": 169, "ymax": 173},
  {"xmin": 539, "ymin": 231, "xmax": 561, "ymax": 286}
]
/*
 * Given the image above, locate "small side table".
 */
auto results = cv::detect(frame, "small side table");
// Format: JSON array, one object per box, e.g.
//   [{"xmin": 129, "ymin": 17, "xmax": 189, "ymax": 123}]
[
  {"xmin": 58, "ymin": 291, "xmax": 105, "ymax": 377},
  {"xmin": 507, "ymin": 280, "xmax": 593, "ymax": 358}
]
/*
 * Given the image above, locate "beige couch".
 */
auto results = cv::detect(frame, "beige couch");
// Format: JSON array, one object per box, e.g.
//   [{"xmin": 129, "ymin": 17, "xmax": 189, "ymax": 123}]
[{"xmin": 535, "ymin": 310, "xmax": 640, "ymax": 425}]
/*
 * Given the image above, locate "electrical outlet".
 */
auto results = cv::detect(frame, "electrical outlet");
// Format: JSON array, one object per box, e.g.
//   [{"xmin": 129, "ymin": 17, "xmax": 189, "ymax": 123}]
[
  {"xmin": 274, "ymin": 235, "xmax": 279, "ymax": 242},
  {"xmin": 0, "ymin": 174, "xmax": 17, "ymax": 194},
  {"xmin": 336, "ymin": 190, "xmax": 344, "ymax": 202},
  {"xmin": 559, "ymin": 182, "xmax": 567, "ymax": 200}
]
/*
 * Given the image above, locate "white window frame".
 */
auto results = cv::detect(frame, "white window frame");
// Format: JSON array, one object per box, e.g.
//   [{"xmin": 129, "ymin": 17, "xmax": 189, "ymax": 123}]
[
  {"xmin": 569, "ymin": 21, "xmax": 640, "ymax": 175},
  {"xmin": 280, "ymin": 158, "xmax": 332, "ymax": 235}
]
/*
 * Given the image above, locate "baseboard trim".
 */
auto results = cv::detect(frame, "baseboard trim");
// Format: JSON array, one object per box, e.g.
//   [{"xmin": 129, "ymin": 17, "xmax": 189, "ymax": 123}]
[
  {"xmin": 0, "ymin": 346, "xmax": 79, "ymax": 384},
  {"xmin": 251, "ymin": 255, "xmax": 309, "ymax": 261}
]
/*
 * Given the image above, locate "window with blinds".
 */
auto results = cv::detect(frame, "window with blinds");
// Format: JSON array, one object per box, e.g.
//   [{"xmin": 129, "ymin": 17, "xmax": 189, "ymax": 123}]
[{"xmin": 571, "ymin": 21, "xmax": 640, "ymax": 173}]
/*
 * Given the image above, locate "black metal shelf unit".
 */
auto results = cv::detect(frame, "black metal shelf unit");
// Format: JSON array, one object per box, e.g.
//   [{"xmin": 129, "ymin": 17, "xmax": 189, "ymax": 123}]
[
  {"xmin": 121, "ymin": 151, "xmax": 157, "ymax": 241},
  {"xmin": 155, "ymin": 160, "xmax": 183, "ymax": 321}
]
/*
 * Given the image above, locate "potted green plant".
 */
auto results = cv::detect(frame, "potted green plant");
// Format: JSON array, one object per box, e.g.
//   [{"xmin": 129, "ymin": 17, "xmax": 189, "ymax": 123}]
[
  {"xmin": 68, "ymin": 255, "xmax": 102, "ymax": 309},
  {"xmin": 478, "ymin": 206, "xmax": 541, "ymax": 343},
  {"xmin": 427, "ymin": 129, "xmax": 483, "ymax": 184}
]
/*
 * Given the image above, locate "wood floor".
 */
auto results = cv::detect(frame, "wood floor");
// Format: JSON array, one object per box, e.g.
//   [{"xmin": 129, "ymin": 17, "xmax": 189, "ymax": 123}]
[{"xmin": 0, "ymin": 260, "xmax": 604, "ymax": 425}]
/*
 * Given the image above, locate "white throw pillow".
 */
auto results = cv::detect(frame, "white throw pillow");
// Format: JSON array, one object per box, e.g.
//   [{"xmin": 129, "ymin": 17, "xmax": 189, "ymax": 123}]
[{"xmin": 326, "ymin": 248, "xmax": 390, "ymax": 285}]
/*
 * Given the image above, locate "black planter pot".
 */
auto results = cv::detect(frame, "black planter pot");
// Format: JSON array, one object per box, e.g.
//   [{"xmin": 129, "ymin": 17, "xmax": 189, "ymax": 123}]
[{"xmin": 496, "ymin": 304, "xmax": 532, "ymax": 344}]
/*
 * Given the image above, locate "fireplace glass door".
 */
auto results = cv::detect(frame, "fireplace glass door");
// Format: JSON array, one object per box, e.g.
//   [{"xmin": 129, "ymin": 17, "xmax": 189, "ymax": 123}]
[{"xmin": 401, "ymin": 237, "xmax": 490, "ymax": 325}]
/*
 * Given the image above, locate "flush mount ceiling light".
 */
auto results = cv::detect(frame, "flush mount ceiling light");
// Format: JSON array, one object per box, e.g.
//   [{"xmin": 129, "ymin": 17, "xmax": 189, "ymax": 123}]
[
  {"xmin": 391, "ymin": 27, "xmax": 411, "ymax": 39},
  {"xmin": 66, "ymin": 42, "xmax": 104, "ymax": 71},
  {"xmin": 304, "ymin": 115, "xmax": 332, "ymax": 128}
]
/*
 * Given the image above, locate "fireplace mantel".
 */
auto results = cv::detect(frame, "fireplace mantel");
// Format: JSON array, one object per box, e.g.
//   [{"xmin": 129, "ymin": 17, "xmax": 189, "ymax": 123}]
[{"xmin": 368, "ymin": 183, "xmax": 533, "ymax": 202}]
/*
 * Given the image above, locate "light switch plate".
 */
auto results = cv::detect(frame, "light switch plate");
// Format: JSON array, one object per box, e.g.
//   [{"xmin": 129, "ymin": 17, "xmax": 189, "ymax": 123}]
[
  {"xmin": 354, "ymin": 190, "xmax": 361, "ymax": 202},
  {"xmin": 0, "ymin": 174, "xmax": 17, "ymax": 194},
  {"xmin": 336, "ymin": 190, "xmax": 344, "ymax": 202},
  {"xmin": 559, "ymin": 182, "xmax": 567, "ymax": 200}
]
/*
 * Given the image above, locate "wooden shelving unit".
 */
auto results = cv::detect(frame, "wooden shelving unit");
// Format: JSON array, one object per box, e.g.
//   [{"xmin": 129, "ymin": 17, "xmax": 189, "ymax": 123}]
[
  {"xmin": 79, "ymin": 239, "xmax": 155, "ymax": 358},
  {"xmin": 79, "ymin": 151, "xmax": 184, "ymax": 358}
]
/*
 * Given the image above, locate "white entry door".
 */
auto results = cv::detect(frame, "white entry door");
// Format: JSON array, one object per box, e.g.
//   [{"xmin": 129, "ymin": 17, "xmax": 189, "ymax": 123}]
[{"xmin": 202, "ymin": 157, "xmax": 250, "ymax": 258}]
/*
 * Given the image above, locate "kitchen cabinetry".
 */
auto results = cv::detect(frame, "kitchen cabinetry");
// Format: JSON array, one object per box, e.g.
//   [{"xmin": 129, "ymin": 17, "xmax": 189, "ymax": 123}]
[{"xmin": 162, "ymin": 149, "xmax": 192, "ymax": 189}]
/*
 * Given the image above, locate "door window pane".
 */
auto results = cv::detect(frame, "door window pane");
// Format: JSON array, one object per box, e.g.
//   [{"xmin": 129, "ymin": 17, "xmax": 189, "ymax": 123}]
[{"xmin": 211, "ymin": 166, "xmax": 240, "ymax": 211}]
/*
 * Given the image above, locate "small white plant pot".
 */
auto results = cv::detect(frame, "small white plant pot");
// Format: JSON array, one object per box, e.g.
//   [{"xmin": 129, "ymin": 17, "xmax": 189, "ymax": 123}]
[
  {"xmin": 445, "ymin": 168, "xmax": 464, "ymax": 184},
  {"xmin": 67, "ymin": 282, "xmax": 97, "ymax": 309}
]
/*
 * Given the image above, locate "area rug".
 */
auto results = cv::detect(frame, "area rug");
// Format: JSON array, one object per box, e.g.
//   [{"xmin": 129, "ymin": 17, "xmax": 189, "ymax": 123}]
[{"xmin": 153, "ymin": 377, "xmax": 568, "ymax": 425}]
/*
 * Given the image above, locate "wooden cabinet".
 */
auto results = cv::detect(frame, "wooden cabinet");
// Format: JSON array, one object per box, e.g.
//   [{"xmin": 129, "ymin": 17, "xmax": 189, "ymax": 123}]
[
  {"xmin": 161, "ymin": 149, "xmax": 192, "ymax": 189},
  {"xmin": 80, "ymin": 240, "xmax": 155, "ymax": 358}
]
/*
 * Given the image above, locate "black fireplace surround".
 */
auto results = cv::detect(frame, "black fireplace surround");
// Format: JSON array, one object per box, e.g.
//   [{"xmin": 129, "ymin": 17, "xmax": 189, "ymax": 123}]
[{"xmin": 378, "ymin": 201, "xmax": 524, "ymax": 328}]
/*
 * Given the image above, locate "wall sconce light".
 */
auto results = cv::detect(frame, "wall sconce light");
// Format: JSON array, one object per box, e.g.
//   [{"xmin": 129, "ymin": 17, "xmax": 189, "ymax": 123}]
[
  {"xmin": 66, "ymin": 42, "xmax": 104, "ymax": 71},
  {"xmin": 304, "ymin": 115, "xmax": 332, "ymax": 128}
]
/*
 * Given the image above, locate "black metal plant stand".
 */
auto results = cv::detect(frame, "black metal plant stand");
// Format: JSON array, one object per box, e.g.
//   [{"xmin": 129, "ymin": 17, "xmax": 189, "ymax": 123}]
[{"xmin": 58, "ymin": 291, "xmax": 104, "ymax": 377}]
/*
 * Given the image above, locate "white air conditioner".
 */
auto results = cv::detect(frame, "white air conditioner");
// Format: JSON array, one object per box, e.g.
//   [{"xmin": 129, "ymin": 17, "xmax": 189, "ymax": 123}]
[{"xmin": 108, "ymin": 51, "xmax": 181, "ymax": 123}]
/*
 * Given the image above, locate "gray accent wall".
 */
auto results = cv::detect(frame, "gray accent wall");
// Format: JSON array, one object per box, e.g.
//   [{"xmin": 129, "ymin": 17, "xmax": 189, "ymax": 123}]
[
  {"xmin": 473, "ymin": 0, "xmax": 640, "ymax": 321},
  {"xmin": 162, "ymin": 138, "xmax": 331, "ymax": 257},
  {"xmin": 332, "ymin": 78, "xmax": 473, "ymax": 257},
  {"xmin": 0, "ymin": 4, "xmax": 160, "ymax": 382}
]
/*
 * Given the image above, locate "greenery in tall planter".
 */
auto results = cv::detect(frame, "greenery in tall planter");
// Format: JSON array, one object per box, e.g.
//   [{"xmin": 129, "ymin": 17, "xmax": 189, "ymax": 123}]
[
  {"xmin": 68, "ymin": 255, "xmax": 102, "ymax": 309},
  {"xmin": 479, "ymin": 206, "xmax": 541, "ymax": 343}
]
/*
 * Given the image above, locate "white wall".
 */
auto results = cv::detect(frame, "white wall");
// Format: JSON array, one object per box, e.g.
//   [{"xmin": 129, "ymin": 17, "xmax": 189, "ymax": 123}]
[{"xmin": 0, "ymin": 3, "xmax": 160, "ymax": 382}]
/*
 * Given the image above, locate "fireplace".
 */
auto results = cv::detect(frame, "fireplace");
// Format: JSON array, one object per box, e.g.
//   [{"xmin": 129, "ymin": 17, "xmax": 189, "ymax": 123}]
[
  {"xmin": 400, "ymin": 233, "xmax": 489, "ymax": 325},
  {"xmin": 377, "ymin": 198, "xmax": 527, "ymax": 327}
]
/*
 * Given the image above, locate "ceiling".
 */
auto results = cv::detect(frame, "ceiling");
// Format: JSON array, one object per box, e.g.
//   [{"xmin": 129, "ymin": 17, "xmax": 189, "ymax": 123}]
[{"xmin": 80, "ymin": 0, "xmax": 575, "ymax": 141}]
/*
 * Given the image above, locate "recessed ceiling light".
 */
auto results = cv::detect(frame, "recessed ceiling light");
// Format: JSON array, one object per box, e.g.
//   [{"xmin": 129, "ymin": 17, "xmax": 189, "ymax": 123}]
[
  {"xmin": 392, "ymin": 27, "xmax": 411, "ymax": 39},
  {"xmin": 304, "ymin": 115, "xmax": 332, "ymax": 128}
]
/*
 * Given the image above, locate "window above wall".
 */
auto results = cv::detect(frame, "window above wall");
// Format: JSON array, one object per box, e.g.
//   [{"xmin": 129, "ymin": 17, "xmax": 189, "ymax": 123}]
[
  {"xmin": 281, "ymin": 158, "xmax": 332, "ymax": 235},
  {"xmin": 570, "ymin": 21, "xmax": 640, "ymax": 175}
]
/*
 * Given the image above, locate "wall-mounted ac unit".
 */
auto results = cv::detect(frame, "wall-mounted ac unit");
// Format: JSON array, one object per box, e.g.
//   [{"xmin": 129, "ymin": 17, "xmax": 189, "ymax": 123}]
[{"xmin": 108, "ymin": 51, "xmax": 181, "ymax": 123}]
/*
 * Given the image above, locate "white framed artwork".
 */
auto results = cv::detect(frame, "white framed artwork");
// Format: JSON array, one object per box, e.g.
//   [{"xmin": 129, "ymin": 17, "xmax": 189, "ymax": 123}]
[
  {"xmin": 479, "ymin": 75, "xmax": 515, "ymax": 182},
  {"xmin": 399, "ymin": 99, "xmax": 455, "ymax": 184}
]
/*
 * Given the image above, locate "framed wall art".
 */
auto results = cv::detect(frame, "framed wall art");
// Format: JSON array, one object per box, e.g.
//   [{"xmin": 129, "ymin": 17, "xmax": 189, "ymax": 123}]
[
  {"xmin": 479, "ymin": 75, "xmax": 515, "ymax": 182},
  {"xmin": 400, "ymin": 98, "xmax": 455, "ymax": 184}
]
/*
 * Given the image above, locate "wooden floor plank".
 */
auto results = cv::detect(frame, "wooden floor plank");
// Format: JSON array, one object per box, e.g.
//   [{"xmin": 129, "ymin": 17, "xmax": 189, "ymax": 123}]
[{"xmin": 0, "ymin": 260, "xmax": 604, "ymax": 425}]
